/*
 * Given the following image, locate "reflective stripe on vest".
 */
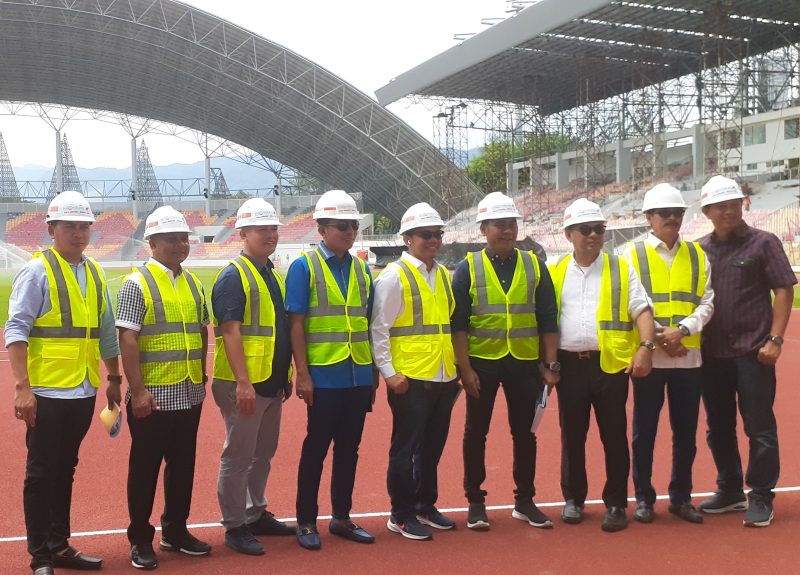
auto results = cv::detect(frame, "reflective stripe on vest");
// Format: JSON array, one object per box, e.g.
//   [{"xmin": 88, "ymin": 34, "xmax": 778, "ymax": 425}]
[
  {"xmin": 388, "ymin": 259, "xmax": 456, "ymax": 380},
  {"xmin": 304, "ymin": 249, "xmax": 372, "ymax": 365},
  {"xmin": 213, "ymin": 256, "xmax": 283, "ymax": 382},
  {"xmin": 467, "ymin": 248, "xmax": 540, "ymax": 360},
  {"xmin": 28, "ymin": 248, "xmax": 105, "ymax": 388},
  {"xmin": 136, "ymin": 264, "xmax": 204, "ymax": 385},
  {"xmin": 630, "ymin": 240, "xmax": 705, "ymax": 348}
]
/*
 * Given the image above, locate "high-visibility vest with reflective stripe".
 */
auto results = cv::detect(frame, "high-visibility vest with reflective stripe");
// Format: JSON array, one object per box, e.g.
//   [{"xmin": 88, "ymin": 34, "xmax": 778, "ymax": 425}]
[
  {"xmin": 388, "ymin": 259, "xmax": 457, "ymax": 380},
  {"xmin": 627, "ymin": 240, "xmax": 706, "ymax": 349},
  {"xmin": 304, "ymin": 249, "xmax": 372, "ymax": 366},
  {"xmin": 467, "ymin": 248, "xmax": 541, "ymax": 360},
  {"xmin": 213, "ymin": 256, "xmax": 285, "ymax": 382},
  {"xmin": 130, "ymin": 263, "xmax": 205, "ymax": 385},
  {"xmin": 28, "ymin": 248, "xmax": 106, "ymax": 389},
  {"xmin": 550, "ymin": 253, "xmax": 636, "ymax": 374}
]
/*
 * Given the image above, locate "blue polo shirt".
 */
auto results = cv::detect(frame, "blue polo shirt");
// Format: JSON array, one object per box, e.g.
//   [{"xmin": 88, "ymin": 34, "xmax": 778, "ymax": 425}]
[{"xmin": 285, "ymin": 242, "xmax": 374, "ymax": 389}]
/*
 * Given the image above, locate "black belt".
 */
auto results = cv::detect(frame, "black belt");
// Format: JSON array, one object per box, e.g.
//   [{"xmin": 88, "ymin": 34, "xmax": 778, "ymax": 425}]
[{"xmin": 558, "ymin": 350, "xmax": 600, "ymax": 361}]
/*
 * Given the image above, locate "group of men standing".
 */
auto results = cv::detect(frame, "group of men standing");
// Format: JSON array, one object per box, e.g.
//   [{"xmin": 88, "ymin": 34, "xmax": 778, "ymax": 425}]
[{"xmin": 8, "ymin": 174, "xmax": 793, "ymax": 573}]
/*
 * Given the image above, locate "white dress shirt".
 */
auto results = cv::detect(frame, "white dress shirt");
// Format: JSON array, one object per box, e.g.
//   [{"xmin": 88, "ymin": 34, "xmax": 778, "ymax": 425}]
[
  {"xmin": 623, "ymin": 233, "xmax": 715, "ymax": 369},
  {"xmin": 370, "ymin": 252, "xmax": 450, "ymax": 382},
  {"xmin": 559, "ymin": 252, "xmax": 652, "ymax": 352}
]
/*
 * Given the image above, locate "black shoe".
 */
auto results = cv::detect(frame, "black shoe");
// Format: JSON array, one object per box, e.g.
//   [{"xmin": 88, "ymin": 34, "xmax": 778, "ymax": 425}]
[
  {"xmin": 130, "ymin": 543, "xmax": 158, "ymax": 570},
  {"xmin": 743, "ymin": 496, "xmax": 774, "ymax": 528},
  {"xmin": 33, "ymin": 567, "xmax": 54, "ymax": 575},
  {"xmin": 52, "ymin": 545, "xmax": 103, "ymax": 570},
  {"xmin": 561, "ymin": 500, "xmax": 584, "ymax": 524},
  {"xmin": 159, "ymin": 532, "xmax": 211, "ymax": 556},
  {"xmin": 329, "ymin": 518, "xmax": 375, "ymax": 543},
  {"xmin": 466, "ymin": 502, "xmax": 490, "ymax": 531},
  {"xmin": 668, "ymin": 502, "xmax": 703, "ymax": 524},
  {"xmin": 512, "ymin": 501, "xmax": 553, "ymax": 528},
  {"xmin": 601, "ymin": 507, "xmax": 628, "ymax": 532},
  {"xmin": 386, "ymin": 516, "xmax": 432, "ymax": 540},
  {"xmin": 225, "ymin": 525, "xmax": 265, "ymax": 556},
  {"xmin": 246, "ymin": 511, "xmax": 295, "ymax": 536},
  {"xmin": 416, "ymin": 507, "xmax": 456, "ymax": 530},
  {"xmin": 296, "ymin": 524, "xmax": 321, "ymax": 550},
  {"xmin": 699, "ymin": 491, "xmax": 747, "ymax": 514},
  {"xmin": 633, "ymin": 501, "xmax": 654, "ymax": 524}
]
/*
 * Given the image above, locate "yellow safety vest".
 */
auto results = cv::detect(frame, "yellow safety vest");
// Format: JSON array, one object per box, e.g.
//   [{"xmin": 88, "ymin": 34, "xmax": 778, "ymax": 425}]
[
  {"xmin": 627, "ymin": 240, "xmax": 706, "ymax": 349},
  {"xmin": 388, "ymin": 259, "xmax": 457, "ymax": 380},
  {"xmin": 213, "ymin": 256, "xmax": 285, "ymax": 382},
  {"xmin": 28, "ymin": 248, "xmax": 105, "ymax": 389},
  {"xmin": 550, "ymin": 253, "xmax": 636, "ymax": 374},
  {"xmin": 467, "ymin": 248, "xmax": 540, "ymax": 360},
  {"xmin": 304, "ymin": 249, "xmax": 372, "ymax": 366},
  {"xmin": 130, "ymin": 263, "xmax": 205, "ymax": 386}
]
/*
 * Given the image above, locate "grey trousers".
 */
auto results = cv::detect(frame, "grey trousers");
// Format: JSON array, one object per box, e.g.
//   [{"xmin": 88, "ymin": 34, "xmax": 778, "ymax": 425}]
[{"xmin": 212, "ymin": 379, "xmax": 283, "ymax": 530}]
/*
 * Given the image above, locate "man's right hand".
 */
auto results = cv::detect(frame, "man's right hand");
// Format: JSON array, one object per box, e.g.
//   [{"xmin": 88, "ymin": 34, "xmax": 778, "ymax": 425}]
[
  {"xmin": 131, "ymin": 389, "xmax": 159, "ymax": 418},
  {"xmin": 14, "ymin": 385, "xmax": 37, "ymax": 427},
  {"xmin": 296, "ymin": 372, "xmax": 314, "ymax": 406},
  {"xmin": 236, "ymin": 381, "xmax": 256, "ymax": 416},
  {"xmin": 385, "ymin": 373, "xmax": 410, "ymax": 395},
  {"xmin": 460, "ymin": 367, "xmax": 480, "ymax": 398}
]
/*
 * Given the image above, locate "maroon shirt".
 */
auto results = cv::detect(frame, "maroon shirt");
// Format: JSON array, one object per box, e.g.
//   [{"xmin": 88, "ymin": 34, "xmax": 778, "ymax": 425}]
[{"xmin": 699, "ymin": 224, "xmax": 796, "ymax": 358}]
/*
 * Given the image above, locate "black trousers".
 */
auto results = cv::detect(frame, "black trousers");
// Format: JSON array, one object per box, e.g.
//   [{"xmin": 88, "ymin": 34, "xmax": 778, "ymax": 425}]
[
  {"xmin": 24, "ymin": 395, "xmax": 95, "ymax": 570},
  {"xmin": 295, "ymin": 386, "xmax": 372, "ymax": 525},
  {"xmin": 463, "ymin": 355, "xmax": 541, "ymax": 504},
  {"xmin": 126, "ymin": 402, "xmax": 203, "ymax": 545},
  {"xmin": 556, "ymin": 350, "xmax": 630, "ymax": 508},
  {"xmin": 702, "ymin": 354, "xmax": 779, "ymax": 500},
  {"xmin": 387, "ymin": 378, "xmax": 460, "ymax": 520}
]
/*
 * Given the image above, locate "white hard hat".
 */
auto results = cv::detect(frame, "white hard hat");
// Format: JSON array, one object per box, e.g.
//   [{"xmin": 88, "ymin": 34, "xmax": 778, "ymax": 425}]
[
  {"xmin": 235, "ymin": 198, "xmax": 282, "ymax": 228},
  {"xmin": 562, "ymin": 198, "xmax": 606, "ymax": 229},
  {"xmin": 642, "ymin": 183, "xmax": 687, "ymax": 212},
  {"xmin": 143, "ymin": 205, "xmax": 191, "ymax": 238},
  {"xmin": 46, "ymin": 190, "xmax": 95, "ymax": 223},
  {"xmin": 476, "ymin": 192, "xmax": 522, "ymax": 222},
  {"xmin": 399, "ymin": 202, "xmax": 445, "ymax": 235},
  {"xmin": 313, "ymin": 190, "xmax": 363, "ymax": 220},
  {"xmin": 700, "ymin": 175, "xmax": 745, "ymax": 208}
]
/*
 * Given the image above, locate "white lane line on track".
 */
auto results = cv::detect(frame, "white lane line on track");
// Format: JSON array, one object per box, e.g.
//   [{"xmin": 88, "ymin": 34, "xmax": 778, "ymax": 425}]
[{"xmin": 2, "ymin": 486, "xmax": 800, "ymax": 543}]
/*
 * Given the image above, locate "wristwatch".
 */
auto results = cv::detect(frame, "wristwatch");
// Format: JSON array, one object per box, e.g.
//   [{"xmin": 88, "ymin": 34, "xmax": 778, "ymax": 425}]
[
  {"xmin": 678, "ymin": 324, "xmax": 691, "ymax": 337},
  {"xmin": 107, "ymin": 374, "xmax": 123, "ymax": 384},
  {"xmin": 640, "ymin": 340, "xmax": 656, "ymax": 351},
  {"xmin": 768, "ymin": 335, "xmax": 784, "ymax": 345},
  {"xmin": 202, "ymin": 373, "xmax": 209, "ymax": 384},
  {"xmin": 543, "ymin": 361, "xmax": 561, "ymax": 373}
]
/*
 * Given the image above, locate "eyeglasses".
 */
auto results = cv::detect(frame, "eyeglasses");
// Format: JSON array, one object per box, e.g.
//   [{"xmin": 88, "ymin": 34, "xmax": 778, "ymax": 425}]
[
  {"xmin": 652, "ymin": 208, "xmax": 686, "ymax": 219},
  {"xmin": 575, "ymin": 224, "xmax": 606, "ymax": 237},
  {"xmin": 326, "ymin": 221, "xmax": 359, "ymax": 232},
  {"xmin": 411, "ymin": 230, "xmax": 445, "ymax": 241}
]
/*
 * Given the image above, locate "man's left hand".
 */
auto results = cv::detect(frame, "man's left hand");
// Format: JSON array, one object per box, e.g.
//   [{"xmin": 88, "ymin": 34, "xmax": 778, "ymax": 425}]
[
  {"xmin": 106, "ymin": 381, "xmax": 122, "ymax": 410},
  {"xmin": 541, "ymin": 368, "xmax": 559, "ymax": 389},
  {"xmin": 757, "ymin": 340, "xmax": 782, "ymax": 366},
  {"xmin": 626, "ymin": 347, "xmax": 653, "ymax": 379}
]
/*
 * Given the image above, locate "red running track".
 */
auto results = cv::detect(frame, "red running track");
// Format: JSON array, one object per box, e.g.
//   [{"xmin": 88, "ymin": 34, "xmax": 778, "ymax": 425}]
[{"xmin": 1, "ymin": 316, "xmax": 800, "ymax": 574}]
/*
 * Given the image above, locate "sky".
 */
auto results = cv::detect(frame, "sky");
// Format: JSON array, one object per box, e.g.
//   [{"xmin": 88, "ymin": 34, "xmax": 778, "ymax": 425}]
[{"xmin": 0, "ymin": 0, "xmax": 511, "ymax": 170}]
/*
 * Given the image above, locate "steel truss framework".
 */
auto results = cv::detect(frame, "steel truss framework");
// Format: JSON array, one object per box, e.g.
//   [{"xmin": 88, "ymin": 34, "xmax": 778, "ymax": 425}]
[
  {"xmin": 0, "ymin": 132, "xmax": 19, "ymax": 198},
  {"xmin": 0, "ymin": 0, "xmax": 481, "ymax": 222}
]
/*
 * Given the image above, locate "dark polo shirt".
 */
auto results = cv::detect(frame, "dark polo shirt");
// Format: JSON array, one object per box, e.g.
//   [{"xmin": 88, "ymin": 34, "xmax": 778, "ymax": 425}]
[{"xmin": 698, "ymin": 223, "xmax": 796, "ymax": 358}]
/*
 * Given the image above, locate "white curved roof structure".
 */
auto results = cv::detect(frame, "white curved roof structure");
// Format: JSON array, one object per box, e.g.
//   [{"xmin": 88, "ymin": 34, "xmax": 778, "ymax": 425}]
[{"xmin": 0, "ymin": 0, "xmax": 482, "ymax": 221}]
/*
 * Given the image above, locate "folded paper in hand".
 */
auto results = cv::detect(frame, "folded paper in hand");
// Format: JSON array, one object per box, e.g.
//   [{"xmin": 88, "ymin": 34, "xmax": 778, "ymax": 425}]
[{"xmin": 530, "ymin": 387, "xmax": 548, "ymax": 433}]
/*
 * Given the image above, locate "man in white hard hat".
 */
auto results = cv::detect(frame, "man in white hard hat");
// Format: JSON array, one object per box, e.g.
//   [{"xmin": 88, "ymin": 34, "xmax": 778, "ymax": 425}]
[
  {"xmin": 285, "ymin": 190, "xmax": 376, "ymax": 550},
  {"xmin": 450, "ymin": 192, "xmax": 560, "ymax": 531},
  {"xmin": 624, "ymin": 183, "xmax": 714, "ymax": 525},
  {"xmin": 697, "ymin": 175, "xmax": 795, "ymax": 527},
  {"xmin": 6, "ymin": 191, "xmax": 122, "ymax": 575},
  {"xmin": 550, "ymin": 198, "xmax": 655, "ymax": 532},
  {"xmin": 211, "ymin": 198, "xmax": 295, "ymax": 556},
  {"xmin": 117, "ymin": 205, "xmax": 211, "ymax": 569},
  {"xmin": 371, "ymin": 202, "xmax": 458, "ymax": 541}
]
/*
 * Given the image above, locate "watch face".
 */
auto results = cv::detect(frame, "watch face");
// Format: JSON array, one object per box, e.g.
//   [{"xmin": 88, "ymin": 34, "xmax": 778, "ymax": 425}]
[
  {"xmin": 546, "ymin": 362, "xmax": 561, "ymax": 372},
  {"xmin": 771, "ymin": 335, "xmax": 784, "ymax": 345}
]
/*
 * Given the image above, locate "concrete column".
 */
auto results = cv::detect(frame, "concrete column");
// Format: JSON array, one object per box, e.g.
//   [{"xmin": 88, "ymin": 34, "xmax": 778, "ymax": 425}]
[
  {"xmin": 653, "ymin": 132, "xmax": 667, "ymax": 179},
  {"xmin": 131, "ymin": 138, "xmax": 138, "ymax": 220},
  {"xmin": 55, "ymin": 130, "xmax": 63, "ymax": 195},
  {"xmin": 616, "ymin": 139, "xmax": 631, "ymax": 183},
  {"xmin": 692, "ymin": 123, "xmax": 705, "ymax": 182},
  {"xmin": 204, "ymin": 157, "xmax": 211, "ymax": 218},
  {"xmin": 506, "ymin": 161, "xmax": 518, "ymax": 195},
  {"xmin": 555, "ymin": 152, "xmax": 569, "ymax": 190}
]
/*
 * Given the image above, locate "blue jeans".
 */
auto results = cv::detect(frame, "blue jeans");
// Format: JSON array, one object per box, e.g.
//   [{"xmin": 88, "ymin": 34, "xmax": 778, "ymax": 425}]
[
  {"xmin": 632, "ymin": 367, "xmax": 702, "ymax": 505},
  {"xmin": 702, "ymin": 353, "xmax": 779, "ymax": 500}
]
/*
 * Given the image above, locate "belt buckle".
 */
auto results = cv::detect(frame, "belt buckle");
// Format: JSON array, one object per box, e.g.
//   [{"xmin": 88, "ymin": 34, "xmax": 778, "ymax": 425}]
[{"xmin": 577, "ymin": 351, "xmax": 591, "ymax": 360}]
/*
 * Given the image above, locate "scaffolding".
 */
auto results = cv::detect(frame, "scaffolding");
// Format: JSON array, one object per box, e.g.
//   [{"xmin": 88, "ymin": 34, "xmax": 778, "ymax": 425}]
[
  {"xmin": 47, "ymin": 134, "xmax": 81, "ymax": 200},
  {"xmin": 0, "ymin": 132, "xmax": 20, "ymax": 199}
]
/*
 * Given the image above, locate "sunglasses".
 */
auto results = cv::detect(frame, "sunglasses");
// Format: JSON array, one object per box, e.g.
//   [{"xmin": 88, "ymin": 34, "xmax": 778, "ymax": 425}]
[
  {"xmin": 326, "ymin": 221, "xmax": 359, "ymax": 232},
  {"xmin": 411, "ymin": 230, "xmax": 445, "ymax": 240},
  {"xmin": 652, "ymin": 208, "xmax": 686, "ymax": 219},
  {"xmin": 575, "ymin": 224, "xmax": 606, "ymax": 237}
]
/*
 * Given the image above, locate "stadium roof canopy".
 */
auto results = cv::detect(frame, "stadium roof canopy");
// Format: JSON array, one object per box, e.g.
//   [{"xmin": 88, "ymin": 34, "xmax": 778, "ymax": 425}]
[
  {"xmin": 376, "ymin": 0, "xmax": 800, "ymax": 115},
  {"xmin": 0, "ymin": 0, "xmax": 481, "ymax": 221}
]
